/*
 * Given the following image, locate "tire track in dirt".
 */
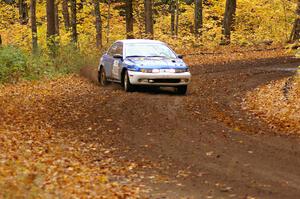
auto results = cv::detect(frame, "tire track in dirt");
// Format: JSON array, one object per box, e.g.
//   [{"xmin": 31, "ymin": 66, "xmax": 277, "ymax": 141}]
[{"xmin": 80, "ymin": 57, "xmax": 300, "ymax": 198}]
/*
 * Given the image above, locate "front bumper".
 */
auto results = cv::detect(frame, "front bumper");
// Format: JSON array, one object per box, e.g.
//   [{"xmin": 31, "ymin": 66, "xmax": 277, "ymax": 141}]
[{"xmin": 128, "ymin": 71, "xmax": 191, "ymax": 86}]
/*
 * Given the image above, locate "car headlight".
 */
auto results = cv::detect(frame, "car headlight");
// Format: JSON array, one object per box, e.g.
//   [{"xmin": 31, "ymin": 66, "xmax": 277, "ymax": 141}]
[{"xmin": 140, "ymin": 69, "xmax": 153, "ymax": 73}]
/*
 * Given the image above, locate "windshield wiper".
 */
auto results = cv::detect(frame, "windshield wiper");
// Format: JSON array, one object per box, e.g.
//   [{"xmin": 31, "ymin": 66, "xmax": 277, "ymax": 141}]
[
  {"xmin": 148, "ymin": 55, "xmax": 167, "ymax": 58},
  {"xmin": 126, "ymin": 55, "xmax": 145, "ymax": 58}
]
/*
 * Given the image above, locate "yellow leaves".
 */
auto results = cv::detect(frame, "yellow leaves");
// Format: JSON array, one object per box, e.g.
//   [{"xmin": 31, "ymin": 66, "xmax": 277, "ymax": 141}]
[
  {"xmin": 0, "ymin": 0, "xmax": 295, "ymax": 52},
  {"xmin": 98, "ymin": 175, "xmax": 108, "ymax": 183}
]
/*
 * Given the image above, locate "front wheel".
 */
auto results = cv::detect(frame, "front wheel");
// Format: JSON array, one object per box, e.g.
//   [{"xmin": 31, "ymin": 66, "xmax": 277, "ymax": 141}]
[
  {"xmin": 176, "ymin": 85, "xmax": 187, "ymax": 95},
  {"xmin": 98, "ymin": 67, "xmax": 109, "ymax": 86},
  {"xmin": 123, "ymin": 71, "xmax": 135, "ymax": 92}
]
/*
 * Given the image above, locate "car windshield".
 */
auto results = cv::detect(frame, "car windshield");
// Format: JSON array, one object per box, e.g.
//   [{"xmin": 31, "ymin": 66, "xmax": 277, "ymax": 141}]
[{"xmin": 125, "ymin": 43, "xmax": 177, "ymax": 59}]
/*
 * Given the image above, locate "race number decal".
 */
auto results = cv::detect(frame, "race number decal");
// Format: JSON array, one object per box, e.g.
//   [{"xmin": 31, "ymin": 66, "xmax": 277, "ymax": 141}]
[{"xmin": 112, "ymin": 60, "xmax": 119, "ymax": 78}]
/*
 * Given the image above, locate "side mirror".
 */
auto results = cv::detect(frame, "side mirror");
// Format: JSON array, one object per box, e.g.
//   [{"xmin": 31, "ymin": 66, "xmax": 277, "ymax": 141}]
[
  {"xmin": 177, "ymin": 54, "xmax": 184, "ymax": 59},
  {"xmin": 113, "ymin": 54, "xmax": 123, "ymax": 59}
]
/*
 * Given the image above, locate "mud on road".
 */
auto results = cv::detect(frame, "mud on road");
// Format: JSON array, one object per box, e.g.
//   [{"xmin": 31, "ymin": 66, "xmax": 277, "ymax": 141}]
[{"xmin": 81, "ymin": 57, "xmax": 300, "ymax": 199}]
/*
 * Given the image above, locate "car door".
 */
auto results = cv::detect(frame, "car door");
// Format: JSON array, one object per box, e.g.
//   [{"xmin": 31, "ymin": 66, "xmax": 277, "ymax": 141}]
[
  {"xmin": 111, "ymin": 42, "xmax": 123, "ymax": 81},
  {"xmin": 102, "ymin": 43, "xmax": 118, "ymax": 79}
]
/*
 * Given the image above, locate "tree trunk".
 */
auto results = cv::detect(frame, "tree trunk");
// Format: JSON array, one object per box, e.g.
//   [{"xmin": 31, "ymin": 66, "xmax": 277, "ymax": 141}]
[
  {"xmin": 170, "ymin": 0, "xmax": 175, "ymax": 35},
  {"xmin": 125, "ymin": 0, "xmax": 134, "ymax": 39},
  {"xmin": 93, "ymin": 0, "xmax": 102, "ymax": 48},
  {"xmin": 55, "ymin": 2, "xmax": 60, "ymax": 35},
  {"xmin": 290, "ymin": 0, "xmax": 300, "ymax": 42},
  {"xmin": 106, "ymin": 0, "xmax": 111, "ymax": 44},
  {"xmin": 62, "ymin": 0, "xmax": 71, "ymax": 30},
  {"xmin": 144, "ymin": 0, "xmax": 153, "ymax": 38},
  {"xmin": 194, "ymin": 0, "xmax": 203, "ymax": 36},
  {"xmin": 175, "ymin": 0, "xmax": 179, "ymax": 36},
  {"xmin": 47, "ymin": 0, "xmax": 56, "ymax": 38},
  {"xmin": 19, "ymin": 0, "xmax": 29, "ymax": 25},
  {"xmin": 222, "ymin": 0, "xmax": 236, "ymax": 45},
  {"xmin": 30, "ymin": 0, "xmax": 38, "ymax": 53},
  {"xmin": 70, "ymin": 0, "xmax": 78, "ymax": 43},
  {"xmin": 0, "ymin": 35, "xmax": 2, "ymax": 46}
]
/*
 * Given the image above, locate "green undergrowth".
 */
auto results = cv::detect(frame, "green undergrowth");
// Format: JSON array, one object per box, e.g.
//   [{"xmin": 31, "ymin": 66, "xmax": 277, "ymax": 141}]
[{"xmin": 0, "ymin": 45, "xmax": 99, "ymax": 84}]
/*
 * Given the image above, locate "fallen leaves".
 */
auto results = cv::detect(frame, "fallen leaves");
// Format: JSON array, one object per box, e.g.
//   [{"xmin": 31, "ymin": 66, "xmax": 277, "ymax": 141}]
[
  {"xmin": 184, "ymin": 47, "xmax": 289, "ymax": 68},
  {"xmin": 0, "ymin": 75, "xmax": 145, "ymax": 198},
  {"xmin": 244, "ymin": 74, "xmax": 300, "ymax": 134}
]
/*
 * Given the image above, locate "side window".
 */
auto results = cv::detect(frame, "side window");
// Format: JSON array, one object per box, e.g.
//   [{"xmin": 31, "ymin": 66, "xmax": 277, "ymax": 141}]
[
  {"xmin": 107, "ymin": 43, "xmax": 117, "ymax": 56},
  {"xmin": 115, "ymin": 43, "xmax": 123, "ymax": 55}
]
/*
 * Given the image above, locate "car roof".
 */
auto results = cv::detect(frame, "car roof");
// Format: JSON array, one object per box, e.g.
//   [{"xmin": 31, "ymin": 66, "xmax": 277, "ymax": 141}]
[{"xmin": 116, "ymin": 39, "xmax": 165, "ymax": 45}]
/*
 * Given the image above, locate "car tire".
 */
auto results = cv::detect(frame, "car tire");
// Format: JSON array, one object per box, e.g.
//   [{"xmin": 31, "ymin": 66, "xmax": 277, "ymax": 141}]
[
  {"xmin": 123, "ymin": 71, "xmax": 134, "ymax": 92},
  {"xmin": 176, "ymin": 85, "xmax": 187, "ymax": 95},
  {"xmin": 98, "ymin": 67, "xmax": 109, "ymax": 86}
]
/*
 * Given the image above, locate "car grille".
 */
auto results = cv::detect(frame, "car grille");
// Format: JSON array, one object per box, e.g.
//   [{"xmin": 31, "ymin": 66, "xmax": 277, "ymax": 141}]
[{"xmin": 152, "ymin": 79, "xmax": 181, "ymax": 83}]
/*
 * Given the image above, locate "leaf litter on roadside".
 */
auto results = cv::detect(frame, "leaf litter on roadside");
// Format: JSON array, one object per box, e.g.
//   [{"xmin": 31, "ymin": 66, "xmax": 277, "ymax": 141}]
[
  {"xmin": 0, "ymin": 75, "xmax": 148, "ymax": 198},
  {"xmin": 244, "ymin": 74, "xmax": 300, "ymax": 134}
]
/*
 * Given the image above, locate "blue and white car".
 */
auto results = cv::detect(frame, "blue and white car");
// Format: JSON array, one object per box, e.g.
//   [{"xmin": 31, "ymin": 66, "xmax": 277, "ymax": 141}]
[{"xmin": 98, "ymin": 39, "xmax": 191, "ymax": 94}]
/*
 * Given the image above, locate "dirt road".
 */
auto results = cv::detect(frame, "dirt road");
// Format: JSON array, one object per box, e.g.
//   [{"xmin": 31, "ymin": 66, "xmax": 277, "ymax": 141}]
[{"xmin": 81, "ymin": 57, "xmax": 300, "ymax": 198}]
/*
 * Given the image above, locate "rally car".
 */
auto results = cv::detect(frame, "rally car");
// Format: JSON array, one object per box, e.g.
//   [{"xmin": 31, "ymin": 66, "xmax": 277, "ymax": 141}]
[{"xmin": 98, "ymin": 39, "xmax": 191, "ymax": 94}]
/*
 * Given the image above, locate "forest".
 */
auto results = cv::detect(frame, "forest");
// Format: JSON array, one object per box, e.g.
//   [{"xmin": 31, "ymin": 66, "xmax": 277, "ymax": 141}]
[
  {"xmin": 1, "ymin": 0, "xmax": 300, "ymax": 198},
  {"xmin": 1, "ymin": 0, "xmax": 300, "ymax": 83}
]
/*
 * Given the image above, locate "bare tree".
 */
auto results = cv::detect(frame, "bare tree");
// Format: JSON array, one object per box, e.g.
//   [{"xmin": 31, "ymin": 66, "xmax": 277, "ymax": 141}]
[
  {"xmin": 194, "ymin": 0, "xmax": 203, "ymax": 36},
  {"xmin": 290, "ymin": 0, "xmax": 300, "ymax": 42},
  {"xmin": 62, "ymin": 0, "xmax": 71, "ymax": 30},
  {"xmin": 222, "ymin": 0, "xmax": 236, "ymax": 45},
  {"xmin": 125, "ymin": 0, "xmax": 134, "ymax": 39},
  {"xmin": 30, "ymin": 0, "xmax": 38, "ymax": 53},
  {"xmin": 70, "ymin": 0, "xmax": 78, "ymax": 43},
  {"xmin": 144, "ymin": 0, "xmax": 153, "ymax": 38},
  {"xmin": 93, "ymin": 0, "xmax": 102, "ymax": 48}
]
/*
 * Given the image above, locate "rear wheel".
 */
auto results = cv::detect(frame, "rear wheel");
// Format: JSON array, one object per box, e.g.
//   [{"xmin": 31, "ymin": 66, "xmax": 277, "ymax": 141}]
[
  {"xmin": 98, "ymin": 67, "xmax": 109, "ymax": 86},
  {"xmin": 123, "ymin": 71, "xmax": 135, "ymax": 92},
  {"xmin": 176, "ymin": 85, "xmax": 187, "ymax": 95}
]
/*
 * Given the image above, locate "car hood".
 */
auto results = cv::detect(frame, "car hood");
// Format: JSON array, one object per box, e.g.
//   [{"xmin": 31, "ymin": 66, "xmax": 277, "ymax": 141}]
[{"xmin": 124, "ymin": 57, "xmax": 187, "ymax": 69}]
